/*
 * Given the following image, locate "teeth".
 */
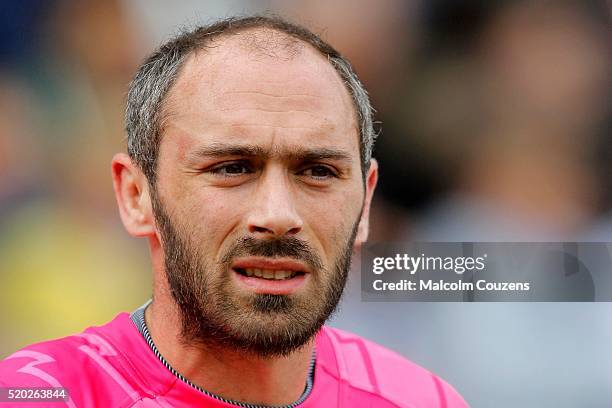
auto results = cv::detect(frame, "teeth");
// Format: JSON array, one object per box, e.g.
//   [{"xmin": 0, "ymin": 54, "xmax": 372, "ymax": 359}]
[
  {"xmin": 242, "ymin": 268, "xmax": 299, "ymax": 280},
  {"xmin": 274, "ymin": 270, "xmax": 289, "ymax": 280}
]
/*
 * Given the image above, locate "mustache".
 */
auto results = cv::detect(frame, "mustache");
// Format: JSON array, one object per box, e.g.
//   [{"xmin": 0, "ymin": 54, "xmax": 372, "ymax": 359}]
[{"xmin": 220, "ymin": 236, "xmax": 323, "ymax": 271}]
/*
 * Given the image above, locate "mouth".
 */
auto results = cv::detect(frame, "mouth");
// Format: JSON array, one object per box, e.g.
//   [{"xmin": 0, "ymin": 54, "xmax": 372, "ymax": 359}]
[
  {"xmin": 234, "ymin": 268, "xmax": 306, "ymax": 280},
  {"xmin": 230, "ymin": 257, "xmax": 310, "ymax": 295}
]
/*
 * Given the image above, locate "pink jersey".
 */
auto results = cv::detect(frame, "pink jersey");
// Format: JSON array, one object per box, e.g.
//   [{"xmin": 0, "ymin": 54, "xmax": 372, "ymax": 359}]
[{"xmin": 0, "ymin": 312, "xmax": 468, "ymax": 407}]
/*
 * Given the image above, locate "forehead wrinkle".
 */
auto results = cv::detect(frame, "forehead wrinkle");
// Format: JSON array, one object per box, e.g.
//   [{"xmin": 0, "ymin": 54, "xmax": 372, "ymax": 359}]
[
  {"xmin": 219, "ymin": 90, "xmax": 324, "ymax": 99},
  {"xmin": 214, "ymin": 92, "xmax": 340, "ymax": 128}
]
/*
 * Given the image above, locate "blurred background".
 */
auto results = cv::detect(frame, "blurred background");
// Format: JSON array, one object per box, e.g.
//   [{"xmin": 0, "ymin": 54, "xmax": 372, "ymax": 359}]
[{"xmin": 0, "ymin": 0, "xmax": 610, "ymax": 406}]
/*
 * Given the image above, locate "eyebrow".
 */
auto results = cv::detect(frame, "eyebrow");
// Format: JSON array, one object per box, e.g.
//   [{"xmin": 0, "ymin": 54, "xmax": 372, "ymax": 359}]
[
  {"xmin": 189, "ymin": 143, "xmax": 265, "ymax": 158},
  {"xmin": 187, "ymin": 142, "xmax": 353, "ymax": 164}
]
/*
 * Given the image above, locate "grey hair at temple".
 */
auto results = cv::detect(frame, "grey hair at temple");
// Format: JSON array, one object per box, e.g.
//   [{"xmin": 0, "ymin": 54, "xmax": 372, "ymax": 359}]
[{"xmin": 124, "ymin": 15, "xmax": 376, "ymax": 186}]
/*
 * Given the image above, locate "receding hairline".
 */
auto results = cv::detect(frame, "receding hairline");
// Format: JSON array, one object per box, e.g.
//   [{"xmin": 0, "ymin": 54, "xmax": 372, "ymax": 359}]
[
  {"xmin": 207, "ymin": 26, "xmax": 307, "ymax": 57},
  {"xmin": 168, "ymin": 25, "xmax": 340, "ymax": 89},
  {"xmin": 159, "ymin": 26, "xmax": 359, "ymax": 138}
]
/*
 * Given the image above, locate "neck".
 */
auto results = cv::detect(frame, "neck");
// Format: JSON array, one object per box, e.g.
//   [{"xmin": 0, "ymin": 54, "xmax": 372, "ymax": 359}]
[{"xmin": 144, "ymin": 295, "xmax": 315, "ymax": 406}]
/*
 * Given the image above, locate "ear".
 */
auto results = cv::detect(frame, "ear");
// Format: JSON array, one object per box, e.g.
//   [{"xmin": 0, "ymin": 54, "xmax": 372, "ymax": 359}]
[
  {"xmin": 355, "ymin": 159, "xmax": 378, "ymax": 246},
  {"xmin": 111, "ymin": 153, "xmax": 156, "ymax": 237}
]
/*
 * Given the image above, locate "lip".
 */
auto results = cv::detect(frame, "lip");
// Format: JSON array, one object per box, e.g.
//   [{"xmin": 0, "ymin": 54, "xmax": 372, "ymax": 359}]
[{"xmin": 230, "ymin": 257, "xmax": 310, "ymax": 295}]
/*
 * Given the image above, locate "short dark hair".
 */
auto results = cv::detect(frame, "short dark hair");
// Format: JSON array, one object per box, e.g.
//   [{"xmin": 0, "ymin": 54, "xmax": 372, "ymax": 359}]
[{"xmin": 125, "ymin": 15, "xmax": 375, "ymax": 186}]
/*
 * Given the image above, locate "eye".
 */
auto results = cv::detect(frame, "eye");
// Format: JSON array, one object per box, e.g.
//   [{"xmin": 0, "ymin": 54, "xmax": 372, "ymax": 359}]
[
  {"xmin": 299, "ymin": 165, "xmax": 338, "ymax": 180},
  {"xmin": 207, "ymin": 161, "xmax": 254, "ymax": 177}
]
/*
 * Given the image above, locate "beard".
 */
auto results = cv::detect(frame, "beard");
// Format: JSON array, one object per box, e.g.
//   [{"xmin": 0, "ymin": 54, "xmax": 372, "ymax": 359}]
[{"xmin": 151, "ymin": 192, "xmax": 360, "ymax": 358}]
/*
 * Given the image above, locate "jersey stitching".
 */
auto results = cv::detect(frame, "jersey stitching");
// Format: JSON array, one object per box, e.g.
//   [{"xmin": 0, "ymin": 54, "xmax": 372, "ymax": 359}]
[{"xmin": 326, "ymin": 328, "xmax": 381, "ymax": 394}]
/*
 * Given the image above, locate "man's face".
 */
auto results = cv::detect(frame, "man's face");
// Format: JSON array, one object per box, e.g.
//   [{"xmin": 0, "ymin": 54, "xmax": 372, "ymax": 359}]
[{"xmin": 151, "ymin": 32, "xmax": 371, "ymax": 356}]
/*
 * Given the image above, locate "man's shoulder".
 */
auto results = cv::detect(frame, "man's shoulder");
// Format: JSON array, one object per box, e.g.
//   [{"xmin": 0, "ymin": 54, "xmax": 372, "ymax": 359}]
[
  {"xmin": 319, "ymin": 326, "xmax": 469, "ymax": 407},
  {"xmin": 0, "ymin": 312, "xmax": 150, "ymax": 407},
  {"xmin": 1, "ymin": 313, "xmax": 126, "ymax": 375},
  {"xmin": 1, "ymin": 331, "xmax": 97, "ymax": 384}
]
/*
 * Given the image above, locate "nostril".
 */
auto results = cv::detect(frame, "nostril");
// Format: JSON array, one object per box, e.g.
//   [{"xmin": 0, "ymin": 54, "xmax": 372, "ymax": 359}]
[
  {"xmin": 248, "ymin": 225, "xmax": 301, "ymax": 235},
  {"xmin": 287, "ymin": 227, "xmax": 301, "ymax": 235},
  {"xmin": 250, "ymin": 225, "xmax": 270, "ymax": 233}
]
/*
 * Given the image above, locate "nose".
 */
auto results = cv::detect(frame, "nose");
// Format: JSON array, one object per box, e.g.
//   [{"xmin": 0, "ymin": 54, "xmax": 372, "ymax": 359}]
[{"xmin": 246, "ymin": 170, "xmax": 303, "ymax": 238}]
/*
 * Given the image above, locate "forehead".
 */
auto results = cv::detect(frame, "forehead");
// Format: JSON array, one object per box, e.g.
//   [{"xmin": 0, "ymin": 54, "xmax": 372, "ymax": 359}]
[{"xmin": 161, "ymin": 29, "xmax": 359, "ymax": 154}]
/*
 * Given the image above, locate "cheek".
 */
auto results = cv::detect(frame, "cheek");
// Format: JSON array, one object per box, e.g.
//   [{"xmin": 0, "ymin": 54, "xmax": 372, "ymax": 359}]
[
  {"xmin": 299, "ymin": 187, "xmax": 363, "ymax": 260},
  {"xmin": 174, "ymin": 188, "xmax": 245, "ymax": 253}
]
